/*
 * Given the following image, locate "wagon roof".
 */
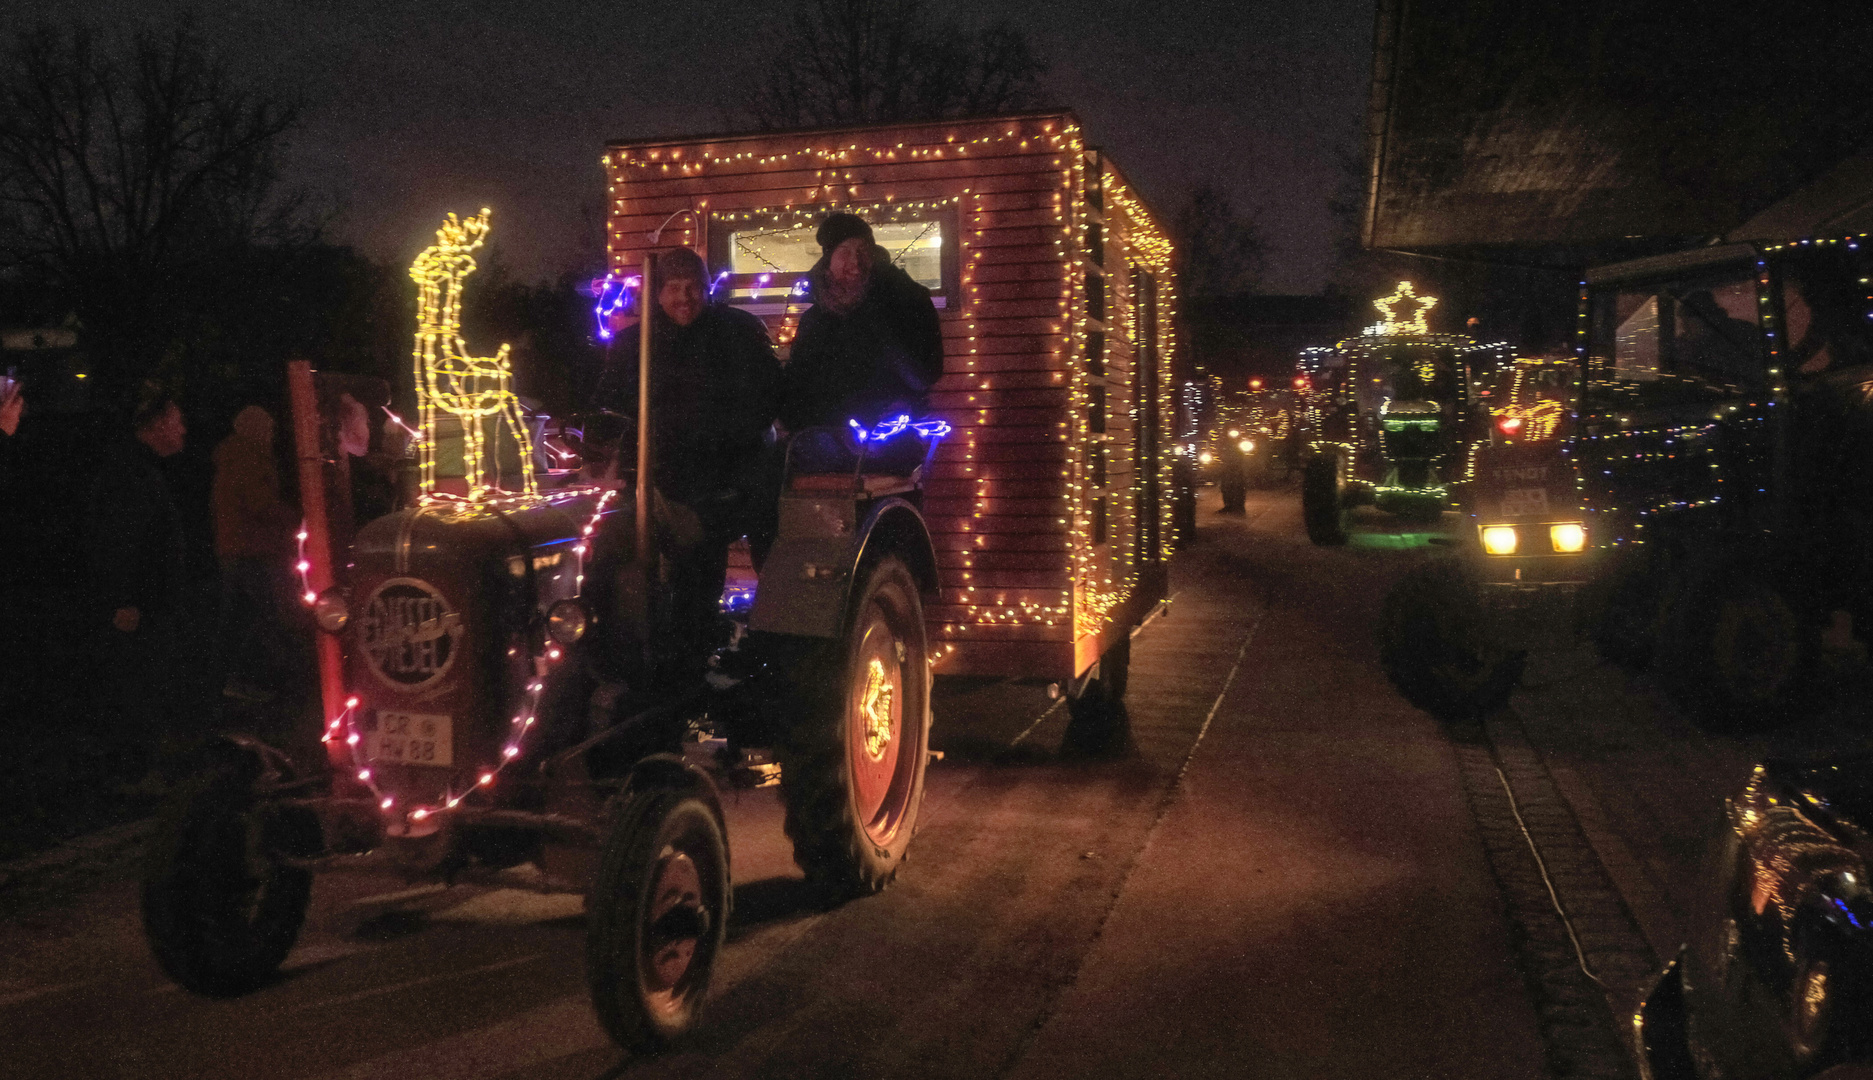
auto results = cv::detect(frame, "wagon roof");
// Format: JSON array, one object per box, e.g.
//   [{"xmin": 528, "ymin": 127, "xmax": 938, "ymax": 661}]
[{"xmin": 605, "ymin": 109, "xmax": 1080, "ymax": 153}]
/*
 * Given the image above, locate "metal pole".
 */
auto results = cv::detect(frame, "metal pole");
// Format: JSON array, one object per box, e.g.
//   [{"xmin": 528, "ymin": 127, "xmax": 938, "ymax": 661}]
[
  {"xmin": 286, "ymin": 359, "xmax": 348, "ymax": 764},
  {"xmin": 636, "ymin": 252, "xmax": 655, "ymax": 561}
]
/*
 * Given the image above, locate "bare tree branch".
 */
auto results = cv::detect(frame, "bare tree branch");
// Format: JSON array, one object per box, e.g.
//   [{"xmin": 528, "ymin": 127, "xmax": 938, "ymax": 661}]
[
  {"xmin": 1174, "ymin": 186, "xmax": 1267, "ymax": 298},
  {"xmin": 739, "ymin": 0, "xmax": 1048, "ymax": 130},
  {"xmin": 0, "ymin": 17, "xmax": 307, "ymax": 391}
]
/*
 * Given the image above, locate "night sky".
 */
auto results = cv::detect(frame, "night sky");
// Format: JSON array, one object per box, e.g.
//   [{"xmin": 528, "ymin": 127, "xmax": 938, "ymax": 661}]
[{"xmin": 34, "ymin": 0, "xmax": 1374, "ymax": 294}]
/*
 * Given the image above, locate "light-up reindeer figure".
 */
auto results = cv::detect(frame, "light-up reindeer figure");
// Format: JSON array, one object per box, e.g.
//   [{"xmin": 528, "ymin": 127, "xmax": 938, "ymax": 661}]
[{"xmin": 409, "ymin": 209, "xmax": 535, "ymax": 500}]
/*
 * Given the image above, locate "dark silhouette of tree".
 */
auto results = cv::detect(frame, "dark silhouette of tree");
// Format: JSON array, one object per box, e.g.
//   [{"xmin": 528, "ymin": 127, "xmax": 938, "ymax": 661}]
[
  {"xmin": 0, "ymin": 18, "xmax": 307, "ymax": 399},
  {"xmin": 1174, "ymin": 186, "xmax": 1266, "ymax": 298},
  {"xmin": 741, "ymin": 0, "xmax": 1048, "ymax": 129}
]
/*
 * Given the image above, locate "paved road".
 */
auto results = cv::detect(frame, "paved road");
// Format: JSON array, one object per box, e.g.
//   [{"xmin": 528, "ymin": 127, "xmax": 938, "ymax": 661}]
[{"xmin": 8, "ymin": 485, "xmax": 1827, "ymax": 1080}]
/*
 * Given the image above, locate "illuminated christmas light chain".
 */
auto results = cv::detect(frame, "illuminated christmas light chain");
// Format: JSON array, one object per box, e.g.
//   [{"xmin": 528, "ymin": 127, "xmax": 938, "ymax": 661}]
[
  {"xmin": 409, "ymin": 209, "xmax": 537, "ymax": 501},
  {"xmin": 295, "ymin": 524, "xmax": 315, "ymax": 604},
  {"xmin": 602, "ymin": 118, "xmax": 1182, "ymax": 642}
]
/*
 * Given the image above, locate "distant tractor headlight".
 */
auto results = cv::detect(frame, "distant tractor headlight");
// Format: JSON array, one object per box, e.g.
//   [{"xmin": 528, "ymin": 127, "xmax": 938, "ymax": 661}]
[
  {"xmin": 1227, "ymin": 429, "xmax": 1240, "ymax": 438},
  {"xmin": 1481, "ymin": 526, "xmax": 1519, "ymax": 555},
  {"xmin": 1549, "ymin": 523, "xmax": 1587, "ymax": 553},
  {"xmin": 1198, "ymin": 451, "xmax": 1214, "ymax": 465},
  {"xmin": 1237, "ymin": 439, "xmax": 1254, "ymax": 453},
  {"xmin": 313, "ymin": 588, "xmax": 350, "ymax": 633},
  {"xmin": 546, "ymin": 599, "xmax": 589, "ymax": 645}
]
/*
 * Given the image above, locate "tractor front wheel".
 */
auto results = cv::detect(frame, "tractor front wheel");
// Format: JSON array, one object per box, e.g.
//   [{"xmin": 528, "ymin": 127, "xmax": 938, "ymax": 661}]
[{"xmin": 587, "ymin": 789, "xmax": 731, "ymax": 1054}]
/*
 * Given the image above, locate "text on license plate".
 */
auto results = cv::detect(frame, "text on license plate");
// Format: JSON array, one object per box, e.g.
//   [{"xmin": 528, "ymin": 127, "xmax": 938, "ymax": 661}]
[
  {"xmin": 1499, "ymin": 487, "xmax": 1551, "ymax": 517},
  {"xmin": 369, "ymin": 711, "xmax": 452, "ymax": 766}
]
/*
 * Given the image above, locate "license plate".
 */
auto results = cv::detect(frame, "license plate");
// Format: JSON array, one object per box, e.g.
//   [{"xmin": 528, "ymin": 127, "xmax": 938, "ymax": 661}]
[
  {"xmin": 368, "ymin": 711, "xmax": 453, "ymax": 767},
  {"xmin": 1500, "ymin": 487, "xmax": 1551, "ymax": 517}
]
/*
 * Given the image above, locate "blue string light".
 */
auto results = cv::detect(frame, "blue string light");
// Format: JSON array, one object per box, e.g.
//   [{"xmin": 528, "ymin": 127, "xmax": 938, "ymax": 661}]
[
  {"xmin": 848, "ymin": 413, "xmax": 952, "ymax": 443},
  {"xmin": 590, "ymin": 274, "xmax": 641, "ymax": 341}
]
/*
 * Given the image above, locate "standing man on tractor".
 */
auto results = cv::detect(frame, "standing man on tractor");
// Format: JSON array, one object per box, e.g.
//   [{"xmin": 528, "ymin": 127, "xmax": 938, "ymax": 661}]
[
  {"xmin": 780, "ymin": 212, "xmax": 944, "ymax": 473},
  {"xmin": 593, "ymin": 247, "xmax": 780, "ymax": 686}
]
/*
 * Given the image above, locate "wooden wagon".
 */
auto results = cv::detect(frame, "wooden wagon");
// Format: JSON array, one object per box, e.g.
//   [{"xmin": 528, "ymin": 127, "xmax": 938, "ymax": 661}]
[{"xmin": 602, "ymin": 111, "xmax": 1176, "ymax": 686}]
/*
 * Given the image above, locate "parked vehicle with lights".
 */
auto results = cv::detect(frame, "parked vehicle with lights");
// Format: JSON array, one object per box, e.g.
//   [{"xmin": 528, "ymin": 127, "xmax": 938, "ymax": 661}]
[
  {"xmin": 1298, "ymin": 282, "xmax": 1508, "ymax": 544},
  {"xmin": 1577, "ymin": 233, "xmax": 1873, "ymax": 728},
  {"xmin": 1633, "ymin": 750, "xmax": 1873, "ymax": 1080}
]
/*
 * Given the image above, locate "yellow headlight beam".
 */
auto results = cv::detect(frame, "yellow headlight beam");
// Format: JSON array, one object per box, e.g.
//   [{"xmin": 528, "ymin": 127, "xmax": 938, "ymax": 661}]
[
  {"xmin": 1549, "ymin": 523, "xmax": 1587, "ymax": 553},
  {"xmin": 1237, "ymin": 439, "xmax": 1254, "ymax": 453},
  {"xmin": 1481, "ymin": 526, "xmax": 1519, "ymax": 555}
]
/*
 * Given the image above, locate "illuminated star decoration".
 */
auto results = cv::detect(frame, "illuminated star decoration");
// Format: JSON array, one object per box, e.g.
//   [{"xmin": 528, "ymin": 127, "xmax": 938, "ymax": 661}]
[
  {"xmin": 1369, "ymin": 280, "xmax": 1439, "ymax": 336},
  {"xmin": 409, "ymin": 209, "xmax": 537, "ymax": 500}
]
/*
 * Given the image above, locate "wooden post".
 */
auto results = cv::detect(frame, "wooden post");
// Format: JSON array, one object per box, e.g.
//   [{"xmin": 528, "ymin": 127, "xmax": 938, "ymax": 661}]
[{"xmin": 287, "ymin": 359, "xmax": 349, "ymax": 763}]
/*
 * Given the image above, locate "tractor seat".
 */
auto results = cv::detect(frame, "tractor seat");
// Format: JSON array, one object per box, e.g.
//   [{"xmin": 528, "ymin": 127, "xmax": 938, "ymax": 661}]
[{"xmin": 789, "ymin": 473, "xmax": 918, "ymax": 497}]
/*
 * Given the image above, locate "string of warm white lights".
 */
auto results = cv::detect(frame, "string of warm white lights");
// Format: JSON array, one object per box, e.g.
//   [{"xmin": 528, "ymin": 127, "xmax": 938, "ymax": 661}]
[{"xmin": 603, "ymin": 117, "xmax": 1179, "ymax": 659}]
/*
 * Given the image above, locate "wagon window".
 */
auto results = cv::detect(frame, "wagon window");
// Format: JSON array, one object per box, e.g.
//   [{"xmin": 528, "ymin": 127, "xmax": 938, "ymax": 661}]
[{"xmin": 709, "ymin": 210, "xmax": 953, "ymax": 308}]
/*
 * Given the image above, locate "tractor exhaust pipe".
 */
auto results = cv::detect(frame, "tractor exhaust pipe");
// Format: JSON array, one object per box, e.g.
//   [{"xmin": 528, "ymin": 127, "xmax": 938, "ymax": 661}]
[{"xmin": 636, "ymin": 251, "xmax": 655, "ymax": 563}]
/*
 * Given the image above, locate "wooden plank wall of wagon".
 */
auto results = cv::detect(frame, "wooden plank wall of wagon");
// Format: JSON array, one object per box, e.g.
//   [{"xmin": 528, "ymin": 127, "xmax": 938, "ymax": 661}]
[
  {"xmin": 1101, "ymin": 160, "xmax": 1176, "ymax": 585},
  {"xmin": 602, "ymin": 118, "xmax": 1084, "ymax": 677}
]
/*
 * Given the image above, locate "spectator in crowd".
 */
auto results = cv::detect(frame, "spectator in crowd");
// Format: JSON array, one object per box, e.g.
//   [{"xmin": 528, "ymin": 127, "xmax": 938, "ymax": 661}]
[
  {"xmin": 86, "ymin": 383, "xmax": 190, "ymax": 786},
  {"xmin": 212, "ymin": 404, "xmax": 303, "ymax": 703}
]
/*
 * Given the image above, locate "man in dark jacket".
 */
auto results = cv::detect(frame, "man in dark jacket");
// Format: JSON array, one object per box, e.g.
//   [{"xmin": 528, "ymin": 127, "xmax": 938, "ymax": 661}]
[
  {"xmin": 781, "ymin": 213, "xmax": 945, "ymax": 449},
  {"xmin": 87, "ymin": 384, "xmax": 190, "ymax": 783},
  {"xmin": 593, "ymin": 248, "xmax": 780, "ymax": 683}
]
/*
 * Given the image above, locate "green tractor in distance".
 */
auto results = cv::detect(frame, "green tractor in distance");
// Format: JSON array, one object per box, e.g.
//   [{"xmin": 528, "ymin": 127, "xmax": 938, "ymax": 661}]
[{"xmin": 1298, "ymin": 283, "xmax": 1506, "ymax": 545}]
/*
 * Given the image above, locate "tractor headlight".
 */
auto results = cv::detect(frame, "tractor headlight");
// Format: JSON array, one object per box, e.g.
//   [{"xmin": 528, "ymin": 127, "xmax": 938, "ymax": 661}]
[
  {"xmin": 1227, "ymin": 429, "xmax": 1240, "ymax": 438},
  {"xmin": 1481, "ymin": 526, "xmax": 1519, "ymax": 555},
  {"xmin": 1198, "ymin": 451, "xmax": 1214, "ymax": 465},
  {"xmin": 1237, "ymin": 439, "xmax": 1254, "ymax": 454},
  {"xmin": 546, "ymin": 599, "xmax": 588, "ymax": 645},
  {"xmin": 1549, "ymin": 523, "xmax": 1587, "ymax": 553},
  {"xmin": 313, "ymin": 588, "xmax": 350, "ymax": 633}
]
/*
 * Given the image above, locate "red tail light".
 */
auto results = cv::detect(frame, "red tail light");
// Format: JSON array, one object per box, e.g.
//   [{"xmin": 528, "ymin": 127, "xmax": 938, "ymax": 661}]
[{"xmin": 1498, "ymin": 416, "xmax": 1523, "ymax": 435}]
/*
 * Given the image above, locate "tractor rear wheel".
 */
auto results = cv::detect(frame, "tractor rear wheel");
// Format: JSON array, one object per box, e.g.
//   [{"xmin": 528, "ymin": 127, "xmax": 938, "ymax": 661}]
[
  {"xmin": 1303, "ymin": 456, "xmax": 1348, "ymax": 545},
  {"xmin": 1654, "ymin": 559, "xmax": 1811, "ymax": 731},
  {"xmin": 587, "ymin": 789, "xmax": 730, "ymax": 1054},
  {"xmin": 781, "ymin": 556, "xmax": 932, "ymax": 897}
]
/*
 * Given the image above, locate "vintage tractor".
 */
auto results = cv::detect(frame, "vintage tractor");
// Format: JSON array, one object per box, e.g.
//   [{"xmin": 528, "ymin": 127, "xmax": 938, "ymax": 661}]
[
  {"xmin": 140, "ymin": 270, "xmax": 945, "ymax": 1055},
  {"xmin": 1299, "ymin": 283, "xmax": 1505, "ymax": 544}
]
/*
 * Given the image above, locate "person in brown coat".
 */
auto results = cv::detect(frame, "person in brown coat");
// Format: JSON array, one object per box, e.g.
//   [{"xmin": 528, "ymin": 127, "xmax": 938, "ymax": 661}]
[{"xmin": 213, "ymin": 405, "xmax": 304, "ymax": 702}]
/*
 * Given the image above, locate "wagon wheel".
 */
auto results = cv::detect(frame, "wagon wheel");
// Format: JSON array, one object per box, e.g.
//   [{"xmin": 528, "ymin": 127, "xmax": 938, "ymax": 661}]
[
  {"xmin": 782, "ymin": 555, "xmax": 932, "ymax": 897},
  {"xmin": 142, "ymin": 753, "xmax": 314, "ymax": 997},
  {"xmin": 1062, "ymin": 635, "xmax": 1132, "ymax": 757},
  {"xmin": 587, "ymin": 789, "xmax": 730, "ymax": 1053}
]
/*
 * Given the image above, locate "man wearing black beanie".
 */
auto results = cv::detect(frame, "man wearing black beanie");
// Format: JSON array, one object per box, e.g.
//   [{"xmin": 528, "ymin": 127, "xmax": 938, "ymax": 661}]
[
  {"xmin": 780, "ymin": 212, "xmax": 944, "ymax": 446},
  {"xmin": 591, "ymin": 247, "xmax": 780, "ymax": 686}
]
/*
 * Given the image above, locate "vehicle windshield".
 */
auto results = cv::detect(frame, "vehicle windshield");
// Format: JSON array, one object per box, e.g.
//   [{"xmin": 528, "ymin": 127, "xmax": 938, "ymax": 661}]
[
  {"xmin": 1355, "ymin": 344, "xmax": 1462, "ymax": 415},
  {"xmin": 1777, "ymin": 244, "xmax": 1873, "ymax": 380},
  {"xmin": 1587, "ymin": 267, "xmax": 1765, "ymax": 396}
]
